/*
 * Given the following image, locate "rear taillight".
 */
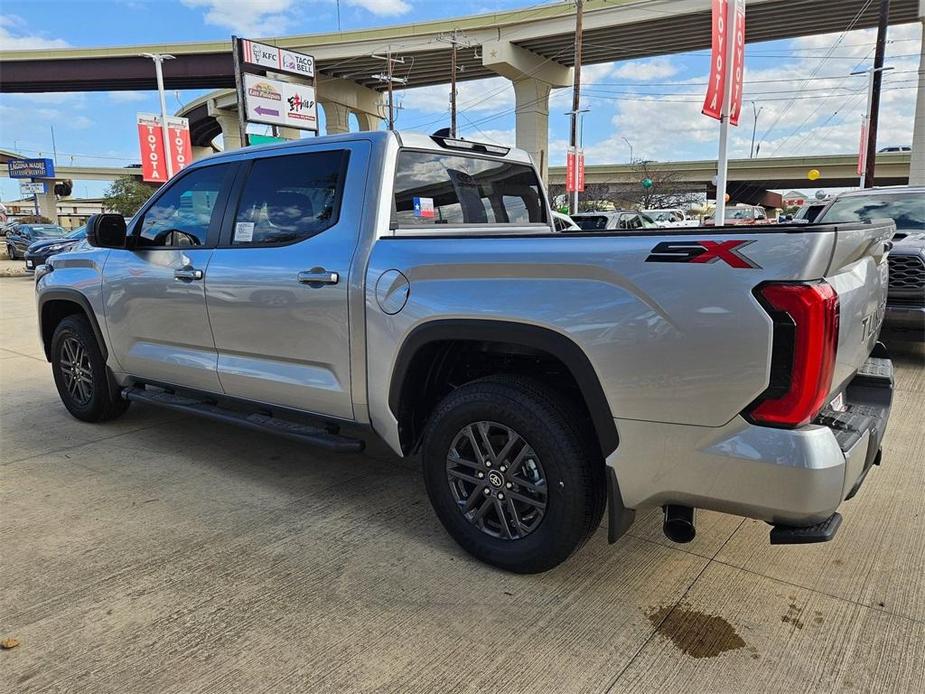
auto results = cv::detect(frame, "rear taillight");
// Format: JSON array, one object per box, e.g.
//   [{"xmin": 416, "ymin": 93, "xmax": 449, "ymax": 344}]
[{"xmin": 746, "ymin": 281, "xmax": 839, "ymax": 428}]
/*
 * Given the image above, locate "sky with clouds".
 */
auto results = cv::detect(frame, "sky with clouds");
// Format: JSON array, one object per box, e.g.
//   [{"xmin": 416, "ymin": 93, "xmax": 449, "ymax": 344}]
[{"xmin": 0, "ymin": 0, "xmax": 921, "ymax": 202}]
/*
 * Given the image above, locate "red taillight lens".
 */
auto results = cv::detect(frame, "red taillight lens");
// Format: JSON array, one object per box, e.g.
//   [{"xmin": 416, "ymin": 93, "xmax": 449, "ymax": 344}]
[{"xmin": 747, "ymin": 282, "xmax": 839, "ymax": 428}]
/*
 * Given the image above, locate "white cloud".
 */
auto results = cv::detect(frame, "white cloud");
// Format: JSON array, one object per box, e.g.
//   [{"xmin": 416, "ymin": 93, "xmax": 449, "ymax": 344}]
[
  {"xmin": 403, "ymin": 76, "xmax": 513, "ymax": 114},
  {"xmin": 346, "ymin": 0, "xmax": 411, "ymax": 16},
  {"xmin": 0, "ymin": 15, "xmax": 69, "ymax": 51},
  {"xmin": 181, "ymin": 0, "xmax": 296, "ymax": 35},
  {"xmin": 108, "ymin": 91, "xmax": 148, "ymax": 103},
  {"xmin": 582, "ymin": 22, "xmax": 922, "ymax": 163},
  {"xmin": 610, "ymin": 57, "xmax": 679, "ymax": 81}
]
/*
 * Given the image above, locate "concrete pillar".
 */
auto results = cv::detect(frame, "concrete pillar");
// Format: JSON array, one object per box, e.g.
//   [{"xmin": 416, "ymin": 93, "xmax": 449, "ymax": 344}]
[
  {"xmin": 210, "ymin": 110, "xmax": 243, "ymax": 152},
  {"xmin": 321, "ymin": 101, "xmax": 350, "ymax": 135},
  {"xmin": 36, "ymin": 188, "xmax": 57, "ymax": 222},
  {"xmin": 276, "ymin": 126, "xmax": 302, "ymax": 141},
  {"xmin": 910, "ymin": 19, "xmax": 925, "ymax": 186},
  {"xmin": 513, "ymin": 79, "xmax": 553, "ymax": 181},
  {"xmin": 481, "ymin": 39, "xmax": 572, "ymax": 182},
  {"xmin": 353, "ymin": 111, "xmax": 382, "ymax": 132},
  {"xmin": 191, "ymin": 145, "xmax": 213, "ymax": 161}
]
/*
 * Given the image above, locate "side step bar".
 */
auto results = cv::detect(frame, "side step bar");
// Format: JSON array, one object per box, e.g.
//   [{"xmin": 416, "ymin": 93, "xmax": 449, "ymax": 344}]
[
  {"xmin": 769, "ymin": 512, "xmax": 842, "ymax": 545},
  {"xmin": 123, "ymin": 387, "xmax": 365, "ymax": 453}
]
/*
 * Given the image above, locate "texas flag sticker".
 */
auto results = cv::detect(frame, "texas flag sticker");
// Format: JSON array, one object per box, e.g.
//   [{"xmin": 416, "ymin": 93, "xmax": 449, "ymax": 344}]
[{"xmin": 413, "ymin": 196, "xmax": 435, "ymax": 218}]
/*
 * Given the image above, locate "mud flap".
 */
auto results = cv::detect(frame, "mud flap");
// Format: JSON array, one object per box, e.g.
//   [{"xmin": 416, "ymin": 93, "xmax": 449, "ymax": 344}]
[{"xmin": 607, "ymin": 467, "xmax": 636, "ymax": 543}]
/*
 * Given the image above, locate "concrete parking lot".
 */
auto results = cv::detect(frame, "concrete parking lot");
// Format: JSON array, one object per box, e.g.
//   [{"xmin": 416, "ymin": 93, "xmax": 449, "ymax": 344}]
[{"xmin": 1, "ymin": 274, "xmax": 923, "ymax": 693}]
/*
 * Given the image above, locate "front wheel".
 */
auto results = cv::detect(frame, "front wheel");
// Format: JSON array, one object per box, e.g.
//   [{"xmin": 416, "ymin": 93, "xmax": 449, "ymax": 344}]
[
  {"xmin": 7, "ymin": 244, "xmax": 17, "ymax": 260},
  {"xmin": 51, "ymin": 315, "xmax": 130, "ymax": 422},
  {"xmin": 421, "ymin": 376, "xmax": 605, "ymax": 573}
]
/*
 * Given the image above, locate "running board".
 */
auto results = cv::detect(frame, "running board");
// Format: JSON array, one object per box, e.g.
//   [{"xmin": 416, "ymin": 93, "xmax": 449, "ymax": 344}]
[
  {"xmin": 122, "ymin": 387, "xmax": 365, "ymax": 453},
  {"xmin": 769, "ymin": 513, "xmax": 842, "ymax": 545}
]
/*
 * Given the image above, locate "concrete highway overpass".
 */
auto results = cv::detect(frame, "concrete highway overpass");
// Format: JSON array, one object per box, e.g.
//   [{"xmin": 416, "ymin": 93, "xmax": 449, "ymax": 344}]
[
  {"xmin": 548, "ymin": 151, "xmax": 913, "ymax": 205},
  {"xmin": 2, "ymin": 0, "xmax": 923, "ymax": 183}
]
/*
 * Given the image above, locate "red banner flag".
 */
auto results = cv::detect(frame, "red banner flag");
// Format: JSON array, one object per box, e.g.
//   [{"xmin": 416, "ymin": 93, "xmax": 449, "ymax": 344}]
[
  {"xmin": 728, "ymin": 0, "xmax": 746, "ymax": 126},
  {"xmin": 137, "ymin": 113, "xmax": 167, "ymax": 183},
  {"xmin": 702, "ymin": 0, "xmax": 728, "ymax": 121},
  {"xmin": 566, "ymin": 148, "xmax": 577, "ymax": 193},
  {"xmin": 165, "ymin": 117, "xmax": 193, "ymax": 176},
  {"xmin": 576, "ymin": 150, "xmax": 585, "ymax": 192}
]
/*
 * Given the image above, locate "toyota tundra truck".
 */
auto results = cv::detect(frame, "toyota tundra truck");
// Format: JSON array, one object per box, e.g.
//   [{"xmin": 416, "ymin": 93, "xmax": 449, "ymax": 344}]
[{"xmin": 35, "ymin": 131, "xmax": 894, "ymax": 573}]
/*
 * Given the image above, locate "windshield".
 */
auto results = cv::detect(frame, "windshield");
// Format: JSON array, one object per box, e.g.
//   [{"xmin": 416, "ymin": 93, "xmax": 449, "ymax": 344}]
[
  {"xmin": 819, "ymin": 194, "xmax": 925, "ymax": 229},
  {"xmin": 724, "ymin": 207, "xmax": 756, "ymax": 219},
  {"xmin": 26, "ymin": 225, "xmax": 67, "ymax": 236},
  {"xmin": 648, "ymin": 212, "xmax": 674, "ymax": 222},
  {"xmin": 573, "ymin": 215, "xmax": 609, "ymax": 231},
  {"xmin": 66, "ymin": 226, "xmax": 87, "ymax": 240}
]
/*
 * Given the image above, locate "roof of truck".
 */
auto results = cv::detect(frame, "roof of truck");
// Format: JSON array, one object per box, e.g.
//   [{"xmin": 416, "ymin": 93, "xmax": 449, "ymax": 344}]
[{"xmin": 201, "ymin": 130, "xmax": 534, "ymax": 166}]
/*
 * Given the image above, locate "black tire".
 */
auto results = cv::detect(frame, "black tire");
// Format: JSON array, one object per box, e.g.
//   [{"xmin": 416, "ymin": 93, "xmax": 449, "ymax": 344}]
[
  {"xmin": 7, "ymin": 244, "xmax": 17, "ymax": 260},
  {"xmin": 421, "ymin": 375, "xmax": 605, "ymax": 573},
  {"xmin": 51, "ymin": 314, "xmax": 130, "ymax": 422}
]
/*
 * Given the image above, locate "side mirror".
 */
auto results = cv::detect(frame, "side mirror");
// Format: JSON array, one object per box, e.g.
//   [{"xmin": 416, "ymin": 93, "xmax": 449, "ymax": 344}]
[{"xmin": 87, "ymin": 214, "xmax": 127, "ymax": 249}]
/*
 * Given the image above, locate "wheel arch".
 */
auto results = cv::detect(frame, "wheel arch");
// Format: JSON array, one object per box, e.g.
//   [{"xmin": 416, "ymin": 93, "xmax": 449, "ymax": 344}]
[
  {"xmin": 388, "ymin": 319, "xmax": 618, "ymax": 458},
  {"xmin": 39, "ymin": 290, "xmax": 108, "ymax": 362}
]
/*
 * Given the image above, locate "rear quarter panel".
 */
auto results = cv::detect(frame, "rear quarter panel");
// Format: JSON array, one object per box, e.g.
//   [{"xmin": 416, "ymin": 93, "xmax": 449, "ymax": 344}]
[{"xmin": 366, "ymin": 229, "xmax": 836, "ymax": 449}]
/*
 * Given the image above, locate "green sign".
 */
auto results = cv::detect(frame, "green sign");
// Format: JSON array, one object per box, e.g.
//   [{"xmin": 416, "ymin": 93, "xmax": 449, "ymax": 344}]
[
  {"xmin": 248, "ymin": 134, "xmax": 288, "ymax": 146},
  {"xmin": 641, "ymin": 178, "xmax": 653, "ymax": 189}
]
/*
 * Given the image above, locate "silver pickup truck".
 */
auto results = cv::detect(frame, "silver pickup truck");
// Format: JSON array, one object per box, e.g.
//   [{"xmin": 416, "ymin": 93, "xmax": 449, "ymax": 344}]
[{"xmin": 35, "ymin": 131, "xmax": 894, "ymax": 573}]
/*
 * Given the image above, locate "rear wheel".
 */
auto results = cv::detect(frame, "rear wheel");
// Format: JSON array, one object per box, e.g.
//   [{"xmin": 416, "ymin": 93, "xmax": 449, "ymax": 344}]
[
  {"xmin": 7, "ymin": 244, "xmax": 17, "ymax": 260},
  {"xmin": 421, "ymin": 376, "xmax": 605, "ymax": 573},
  {"xmin": 51, "ymin": 315, "xmax": 129, "ymax": 422}
]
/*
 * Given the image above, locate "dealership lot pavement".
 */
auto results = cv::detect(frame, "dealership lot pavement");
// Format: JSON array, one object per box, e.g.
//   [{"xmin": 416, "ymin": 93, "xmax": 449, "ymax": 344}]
[{"xmin": 1, "ymin": 275, "xmax": 923, "ymax": 693}]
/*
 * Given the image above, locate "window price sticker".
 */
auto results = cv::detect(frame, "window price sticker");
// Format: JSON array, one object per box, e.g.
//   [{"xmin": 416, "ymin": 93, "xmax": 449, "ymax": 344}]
[{"xmin": 234, "ymin": 221, "xmax": 255, "ymax": 243}]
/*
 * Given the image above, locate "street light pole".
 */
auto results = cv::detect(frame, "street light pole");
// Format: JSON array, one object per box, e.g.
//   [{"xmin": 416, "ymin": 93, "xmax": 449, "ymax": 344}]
[
  {"xmin": 141, "ymin": 52, "xmax": 176, "ymax": 178},
  {"xmin": 568, "ymin": 0, "xmax": 584, "ymax": 216},
  {"xmin": 749, "ymin": 102, "xmax": 763, "ymax": 158},
  {"xmin": 621, "ymin": 136, "xmax": 633, "ymax": 164}
]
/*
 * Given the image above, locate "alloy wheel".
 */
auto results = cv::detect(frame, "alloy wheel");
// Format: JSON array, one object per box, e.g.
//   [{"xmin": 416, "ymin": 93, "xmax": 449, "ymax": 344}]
[
  {"xmin": 60, "ymin": 336, "xmax": 93, "ymax": 405},
  {"xmin": 446, "ymin": 421, "xmax": 548, "ymax": 540}
]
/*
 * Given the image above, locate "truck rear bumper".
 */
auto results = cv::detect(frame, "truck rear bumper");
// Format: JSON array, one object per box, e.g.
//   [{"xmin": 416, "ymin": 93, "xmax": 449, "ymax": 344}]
[{"xmin": 606, "ymin": 350, "xmax": 893, "ymax": 537}]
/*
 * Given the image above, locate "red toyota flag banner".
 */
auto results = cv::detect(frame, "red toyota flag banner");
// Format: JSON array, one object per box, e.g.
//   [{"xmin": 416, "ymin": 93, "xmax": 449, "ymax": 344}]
[
  {"xmin": 165, "ymin": 117, "xmax": 193, "ymax": 176},
  {"xmin": 702, "ymin": 0, "xmax": 728, "ymax": 121},
  {"xmin": 576, "ymin": 150, "xmax": 586, "ymax": 192},
  {"xmin": 566, "ymin": 148, "xmax": 577, "ymax": 193},
  {"xmin": 137, "ymin": 113, "xmax": 167, "ymax": 183},
  {"xmin": 728, "ymin": 0, "xmax": 746, "ymax": 126}
]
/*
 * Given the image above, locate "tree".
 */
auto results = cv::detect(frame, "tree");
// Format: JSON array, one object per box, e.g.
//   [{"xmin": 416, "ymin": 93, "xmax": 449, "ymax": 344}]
[
  {"xmin": 619, "ymin": 161, "xmax": 704, "ymax": 211},
  {"xmin": 103, "ymin": 176, "xmax": 160, "ymax": 217}
]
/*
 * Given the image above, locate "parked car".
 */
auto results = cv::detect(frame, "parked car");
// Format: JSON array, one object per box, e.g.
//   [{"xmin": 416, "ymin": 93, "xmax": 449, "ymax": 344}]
[
  {"xmin": 790, "ymin": 201, "xmax": 828, "ymax": 224},
  {"xmin": 570, "ymin": 210, "xmax": 657, "ymax": 231},
  {"xmin": 643, "ymin": 209, "xmax": 697, "ymax": 227},
  {"xmin": 551, "ymin": 210, "xmax": 580, "ymax": 232},
  {"xmin": 24, "ymin": 225, "xmax": 87, "ymax": 272},
  {"xmin": 36, "ymin": 130, "xmax": 894, "ymax": 573},
  {"xmin": 816, "ymin": 186, "xmax": 924, "ymax": 341},
  {"xmin": 5, "ymin": 223, "xmax": 68, "ymax": 259},
  {"xmin": 878, "ymin": 146, "xmax": 911, "ymax": 153},
  {"xmin": 703, "ymin": 205, "xmax": 770, "ymax": 226}
]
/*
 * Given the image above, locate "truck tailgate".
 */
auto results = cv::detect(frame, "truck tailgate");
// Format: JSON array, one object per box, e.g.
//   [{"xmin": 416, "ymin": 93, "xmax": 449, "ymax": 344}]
[{"xmin": 824, "ymin": 221, "xmax": 894, "ymax": 398}]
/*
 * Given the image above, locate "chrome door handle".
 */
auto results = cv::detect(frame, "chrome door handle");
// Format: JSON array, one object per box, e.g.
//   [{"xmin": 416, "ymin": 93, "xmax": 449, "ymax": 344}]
[
  {"xmin": 298, "ymin": 269, "xmax": 339, "ymax": 285},
  {"xmin": 174, "ymin": 268, "xmax": 203, "ymax": 281}
]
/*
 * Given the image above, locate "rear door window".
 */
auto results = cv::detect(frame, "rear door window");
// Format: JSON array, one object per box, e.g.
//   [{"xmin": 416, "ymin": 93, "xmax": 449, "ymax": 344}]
[
  {"xmin": 573, "ymin": 215, "xmax": 609, "ymax": 231},
  {"xmin": 230, "ymin": 150, "xmax": 349, "ymax": 246},
  {"xmin": 393, "ymin": 150, "xmax": 546, "ymax": 228}
]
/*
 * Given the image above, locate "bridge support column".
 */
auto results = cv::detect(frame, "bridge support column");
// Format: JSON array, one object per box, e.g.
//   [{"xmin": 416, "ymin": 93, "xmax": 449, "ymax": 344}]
[
  {"xmin": 353, "ymin": 112, "xmax": 381, "ymax": 131},
  {"xmin": 36, "ymin": 188, "xmax": 57, "ymax": 222},
  {"xmin": 482, "ymin": 40, "xmax": 572, "ymax": 182},
  {"xmin": 211, "ymin": 111, "xmax": 243, "ymax": 151},
  {"xmin": 276, "ymin": 126, "xmax": 303, "ymax": 141},
  {"xmin": 321, "ymin": 101, "xmax": 350, "ymax": 135},
  {"xmin": 513, "ymin": 79, "xmax": 553, "ymax": 181},
  {"xmin": 910, "ymin": 18, "xmax": 925, "ymax": 186}
]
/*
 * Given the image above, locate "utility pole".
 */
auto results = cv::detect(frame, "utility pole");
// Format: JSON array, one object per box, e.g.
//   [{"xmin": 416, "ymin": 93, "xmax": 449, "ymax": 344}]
[
  {"xmin": 437, "ymin": 30, "xmax": 473, "ymax": 137},
  {"xmin": 568, "ymin": 0, "xmax": 584, "ymax": 216},
  {"xmin": 863, "ymin": 0, "xmax": 891, "ymax": 188},
  {"xmin": 372, "ymin": 49, "xmax": 407, "ymax": 130},
  {"xmin": 749, "ymin": 102, "xmax": 763, "ymax": 158},
  {"xmin": 141, "ymin": 52, "xmax": 176, "ymax": 178}
]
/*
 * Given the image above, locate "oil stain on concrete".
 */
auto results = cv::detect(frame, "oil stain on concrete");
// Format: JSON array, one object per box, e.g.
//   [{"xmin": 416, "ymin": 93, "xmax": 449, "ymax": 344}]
[{"xmin": 646, "ymin": 605, "xmax": 746, "ymax": 658}]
